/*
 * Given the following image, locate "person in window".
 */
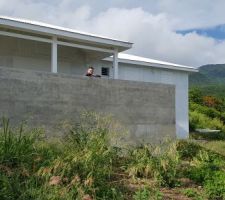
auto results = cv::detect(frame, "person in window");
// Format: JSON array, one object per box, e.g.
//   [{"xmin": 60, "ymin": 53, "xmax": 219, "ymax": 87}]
[{"xmin": 85, "ymin": 67, "xmax": 101, "ymax": 77}]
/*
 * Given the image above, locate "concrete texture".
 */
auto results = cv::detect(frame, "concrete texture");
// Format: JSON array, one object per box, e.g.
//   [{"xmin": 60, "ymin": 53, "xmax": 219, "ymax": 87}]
[
  {"xmin": 0, "ymin": 66, "xmax": 176, "ymax": 143},
  {"xmin": 101, "ymin": 60, "xmax": 189, "ymax": 139}
]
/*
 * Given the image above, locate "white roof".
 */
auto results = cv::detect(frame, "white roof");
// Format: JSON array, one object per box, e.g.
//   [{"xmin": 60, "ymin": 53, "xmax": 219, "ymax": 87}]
[
  {"xmin": 0, "ymin": 16, "xmax": 132, "ymax": 51},
  {"xmin": 105, "ymin": 53, "xmax": 198, "ymax": 72},
  {"xmin": 0, "ymin": 16, "xmax": 197, "ymax": 72}
]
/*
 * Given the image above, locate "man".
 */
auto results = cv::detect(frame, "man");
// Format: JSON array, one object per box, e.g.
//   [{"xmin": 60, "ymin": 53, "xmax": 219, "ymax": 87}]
[
  {"xmin": 86, "ymin": 66, "xmax": 94, "ymax": 77},
  {"xmin": 85, "ymin": 67, "xmax": 101, "ymax": 77}
]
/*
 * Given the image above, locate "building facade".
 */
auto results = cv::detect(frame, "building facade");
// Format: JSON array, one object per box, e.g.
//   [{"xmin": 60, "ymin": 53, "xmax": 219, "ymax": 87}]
[{"xmin": 0, "ymin": 16, "xmax": 198, "ymax": 139}]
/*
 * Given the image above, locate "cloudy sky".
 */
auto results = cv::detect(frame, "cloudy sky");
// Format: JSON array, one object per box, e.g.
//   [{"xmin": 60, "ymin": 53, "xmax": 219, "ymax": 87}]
[{"xmin": 1, "ymin": 0, "xmax": 225, "ymax": 67}]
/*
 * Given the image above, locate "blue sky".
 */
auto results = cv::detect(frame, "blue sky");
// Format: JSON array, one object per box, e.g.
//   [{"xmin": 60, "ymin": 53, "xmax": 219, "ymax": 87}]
[
  {"xmin": 179, "ymin": 24, "xmax": 225, "ymax": 40},
  {"xmin": 1, "ymin": 0, "xmax": 225, "ymax": 67}
]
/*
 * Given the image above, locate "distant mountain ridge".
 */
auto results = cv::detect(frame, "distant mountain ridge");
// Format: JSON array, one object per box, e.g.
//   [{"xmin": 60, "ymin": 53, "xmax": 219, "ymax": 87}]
[
  {"xmin": 190, "ymin": 64, "xmax": 225, "ymax": 86},
  {"xmin": 189, "ymin": 64, "xmax": 225, "ymax": 97}
]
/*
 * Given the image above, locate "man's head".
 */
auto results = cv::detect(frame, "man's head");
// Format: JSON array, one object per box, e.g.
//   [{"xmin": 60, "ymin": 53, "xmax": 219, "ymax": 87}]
[{"xmin": 87, "ymin": 67, "xmax": 94, "ymax": 75}]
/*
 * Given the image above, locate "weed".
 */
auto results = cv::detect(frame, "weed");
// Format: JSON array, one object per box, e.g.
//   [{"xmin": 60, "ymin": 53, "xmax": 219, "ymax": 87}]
[
  {"xmin": 182, "ymin": 188, "xmax": 206, "ymax": 200},
  {"xmin": 204, "ymin": 171, "xmax": 225, "ymax": 199},
  {"xmin": 133, "ymin": 187, "xmax": 162, "ymax": 200},
  {"xmin": 177, "ymin": 140, "xmax": 201, "ymax": 160},
  {"xmin": 126, "ymin": 141, "xmax": 180, "ymax": 187}
]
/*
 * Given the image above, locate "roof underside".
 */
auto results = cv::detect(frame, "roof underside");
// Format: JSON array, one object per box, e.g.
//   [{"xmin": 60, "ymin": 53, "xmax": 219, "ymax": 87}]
[{"xmin": 0, "ymin": 16, "xmax": 132, "ymax": 52}]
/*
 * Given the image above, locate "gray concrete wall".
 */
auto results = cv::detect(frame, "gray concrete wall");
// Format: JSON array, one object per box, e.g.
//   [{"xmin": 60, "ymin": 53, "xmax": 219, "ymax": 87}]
[
  {"xmin": 117, "ymin": 62, "xmax": 189, "ymax": 139},
  {"xmin": 0, "ymin": 66, "xmax": 176, "ymax": 143}
]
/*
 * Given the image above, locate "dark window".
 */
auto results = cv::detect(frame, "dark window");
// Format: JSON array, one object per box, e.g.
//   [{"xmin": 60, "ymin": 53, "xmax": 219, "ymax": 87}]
[{"xmin": 101, "ymin": 67, "xmax": 109, "ymax": 76}]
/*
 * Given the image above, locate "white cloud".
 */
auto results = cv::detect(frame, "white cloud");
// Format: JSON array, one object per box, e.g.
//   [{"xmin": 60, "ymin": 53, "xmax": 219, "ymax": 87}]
[
  {"xmin": 70, "ymin": 7, "xmax": 225, "ymax": 66},
  {"xmin": 156, "ymin": 0, "xmax": 225, "ymax": 30},
  {"xmin": 0, "ymin": 0, "xmax": 225, "ymax": 66}
]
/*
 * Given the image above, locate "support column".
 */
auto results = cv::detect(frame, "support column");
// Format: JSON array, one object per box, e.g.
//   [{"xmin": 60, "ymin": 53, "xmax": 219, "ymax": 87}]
[
  {"xmin": 51, "ymin": 36, "xmax": 58, "ymax": 73},
  {"xmin": 113, "ymin": 48, "xmax": 119, "ymax": 79}
]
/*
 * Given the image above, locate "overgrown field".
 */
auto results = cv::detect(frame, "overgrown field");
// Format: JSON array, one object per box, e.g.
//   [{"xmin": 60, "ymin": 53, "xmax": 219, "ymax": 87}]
[{"xmin": 1, "ymin": 113, "xmax": 225, "ymax": 200}]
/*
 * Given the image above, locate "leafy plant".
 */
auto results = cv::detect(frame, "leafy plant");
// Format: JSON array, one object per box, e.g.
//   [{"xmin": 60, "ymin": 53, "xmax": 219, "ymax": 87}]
[
  {"xmin": 177, "ymin": 140, "xmax": 201, "ymax": 160},
  {"xmin": 126, "ymin": 141, "xmax": 180, "ymax": 187},
  {"xmin": 182, "ymin": 188, "xmax": 206, "ymax": 200},
  {"xmin": 204, "ymin": 171, "xmax": 225, "ymax": 199},
  {"xmin": 133, "ymin": 187, "xmax": 162, "ymax": 200}
]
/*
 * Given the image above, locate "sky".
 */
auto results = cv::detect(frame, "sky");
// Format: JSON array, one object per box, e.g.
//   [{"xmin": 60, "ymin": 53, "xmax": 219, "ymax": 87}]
[{"xmin": 1, "ymin": 0, "xmax": 225, "ymax": 67}]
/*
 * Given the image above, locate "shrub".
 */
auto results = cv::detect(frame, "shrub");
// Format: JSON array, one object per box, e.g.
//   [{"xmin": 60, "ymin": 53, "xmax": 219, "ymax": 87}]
[
  {"xmin": 126, "ymin": 141, "xmax": 180, "ymax": 187},
  {"xmin": 0, "ymin": 118, "xmax": 43, "ymax": 168},
  {"xmin": 190, "ymin": 102, "xmax": 221, "ymax": 119},
  {"xmin": 188, "ymin": 150, "xmax": 222, "ymax": 184},
  {"xmin": 37, "ymin": 113, "xmax": 125, "ymax": 199},
  {"xmin": 155, "ymin": 142, "xmax": 180, "ymax": 187},
  {"xmin": 133, "ymin": 187, "xmax": 162, "ymax": 200},
  {"xmin": 176, "ymin": 140, "xmax": 201, "ymax": 160},
  {"xmin": 204, "ymin": 171, "xmax": 225, "ymax": 199},
  {"xmin": 182, "ymin": 188, "xmax": 206, "ymax": 200},
  {"xmin": 189, "ymin": 88, "xmax": 203, "ymax": 104},
  {"xmin": 0, "ymin": 118, "xmax": 49, "ymax": 200},
  {"xmin": 189, "ymin": 110, "xmax": 225, "ymax": 132},
  {"xmin": 187, "ymin": 149, "xmax": 225, "ymax": 199}
]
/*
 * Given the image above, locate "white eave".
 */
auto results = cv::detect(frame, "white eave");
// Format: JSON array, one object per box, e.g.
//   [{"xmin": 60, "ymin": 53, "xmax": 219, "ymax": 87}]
[
  {"xmin": 104, "ymin": 53, "xmax": 198, "ymax": 73},
  {"xmin": 0, "ymin": 16, "xmax": 133, "ymax": 52}
]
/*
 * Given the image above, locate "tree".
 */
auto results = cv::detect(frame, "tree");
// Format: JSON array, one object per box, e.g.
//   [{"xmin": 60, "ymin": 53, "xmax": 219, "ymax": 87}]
[{"xmin": 189, "ymin": 87, "xmax": 203, "ymax": 104}]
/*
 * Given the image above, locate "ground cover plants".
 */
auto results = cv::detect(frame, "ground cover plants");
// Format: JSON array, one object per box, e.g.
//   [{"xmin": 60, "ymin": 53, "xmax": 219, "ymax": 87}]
[
  {"xmin": 1, "ymin": 113, "xmax": 225, "ymax": 199},
  {"xmin": 189, "ymin": 87, "xmax": 225, "ymax": 139}
]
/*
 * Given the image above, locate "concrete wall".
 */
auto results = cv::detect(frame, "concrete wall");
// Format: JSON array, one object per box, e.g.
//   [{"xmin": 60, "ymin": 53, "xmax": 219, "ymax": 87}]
[
  {"xmin": 0, "ymin": 66, "xmax": 175, "ymax": 143},
  {"xmin": 0, "ymin": 34, "xmax": 188, "ymax": 139},
  {"xmin": 115, "ymin": 62, "xmax": 189, "ymax": 139}
]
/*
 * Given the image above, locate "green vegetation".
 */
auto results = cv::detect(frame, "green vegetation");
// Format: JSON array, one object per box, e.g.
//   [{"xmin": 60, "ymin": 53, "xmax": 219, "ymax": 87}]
[
  {"xmin": 1, "ymin": 113, "xmax": 225, "ymax": 200},
  {"xmin": 189, "ymin": 87, "xmax": 225, "ymax": 140},
  {"xmin": 2, "ymin": 63, "xmax": 225, "ymax": 199},
  {"xmin": 188, "ymin": 79, "xmax": 225, "ymax": 199}
]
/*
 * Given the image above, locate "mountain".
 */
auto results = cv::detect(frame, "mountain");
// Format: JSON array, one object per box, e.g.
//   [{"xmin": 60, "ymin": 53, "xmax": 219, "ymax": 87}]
[{"xmin": 189, "ymin": 64, "xmax": 225, "ymax": 97}]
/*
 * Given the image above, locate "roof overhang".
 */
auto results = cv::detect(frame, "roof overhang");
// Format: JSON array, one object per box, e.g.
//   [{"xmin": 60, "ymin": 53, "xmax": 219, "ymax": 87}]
[
  {"xmin": 0, "ymin": 16, "xmax": 133, "ymax": 52},
  {"xmin": 104, "ymin": 53, "xmax": 198, "ymax": 73}
]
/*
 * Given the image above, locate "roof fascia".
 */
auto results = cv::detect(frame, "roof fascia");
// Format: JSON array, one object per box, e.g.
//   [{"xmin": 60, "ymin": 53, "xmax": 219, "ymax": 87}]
[
  {"xmin": 0, "ymin": 18, "xmax": 133, "ymax": 51},
  {"xmin": 104, "ymin": 57, "xmax": 198, "ymax": 73}
]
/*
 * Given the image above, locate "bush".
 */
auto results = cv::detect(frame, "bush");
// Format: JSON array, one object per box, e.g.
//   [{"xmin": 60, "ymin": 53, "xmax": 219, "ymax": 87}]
[
  {"xmin": 182, "ymin": 188, "xmax": 206, "ymax": 200},
  {"xmin": 126, "ymin": 142, "xmax": 180, "ymax": 187},
  {"xmin": 176, "ymin": 140, "xmax": 201, "ymax": 160},
  {"xmin": 0, "ymin": 115, "xmax": 125, "ymax": 200},
  {"xmin": 204, "ymin": 171, "xmax": 225, "ymax": 199},
  {"xmin": 0, "ymin": 118, "xmax": 50, "ymax": 200},
  {"xmin": 189, "ymin": 88, "xmax": 203, "ymax": 104},
  {"xmin": 186, "ymin": 149, "xmax": 225, "ymax": 199},
  {"xmin": 2, "ymin": 113, "xmax": 225, "ymax": 199},
  {"xmin": 189, "ymin": 110, "xmax": 225, "ymax": 132},
  {"xmin": 133, "ymin": 187, "xmax": 162, "ymax": 200},
  {"xmin": 188, "ymin": 150, "xmax": 222, "ymax": 184},
  {"xmin": 190, "ymin": 102, "xmax": 221, "ymax": 119},
  {"xmin": 37, "ymin": 112, "xmax": 125, "ymax": 199}
]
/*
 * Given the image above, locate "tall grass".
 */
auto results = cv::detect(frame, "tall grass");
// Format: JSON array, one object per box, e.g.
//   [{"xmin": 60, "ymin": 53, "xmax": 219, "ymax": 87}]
[
  {"xmin": 126, "ymin": 141, "xmax": 180, "ymax": 187},
  {"xmin": 1, "ymin": 114, "xmax": 225, "ymax": 199},
  {"xmin": 0, "ymin": 114, "xmax": 126, "ymax": 200}
]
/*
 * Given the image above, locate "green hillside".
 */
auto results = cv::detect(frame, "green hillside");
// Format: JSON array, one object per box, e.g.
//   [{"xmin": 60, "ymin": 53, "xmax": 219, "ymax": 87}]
[{"xmin": 189, "ymin": 64, "xmax": 225, "ymax": 97}]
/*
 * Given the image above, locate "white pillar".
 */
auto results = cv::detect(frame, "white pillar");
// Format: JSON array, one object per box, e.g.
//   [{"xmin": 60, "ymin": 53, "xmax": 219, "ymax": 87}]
[
  {"xmin": 113, "ymin": 49, "xmax": 119, "ymax": 79},
  {"xmin": 51, "ymin": 36, "xmax": 57, "ymax": 73}
]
